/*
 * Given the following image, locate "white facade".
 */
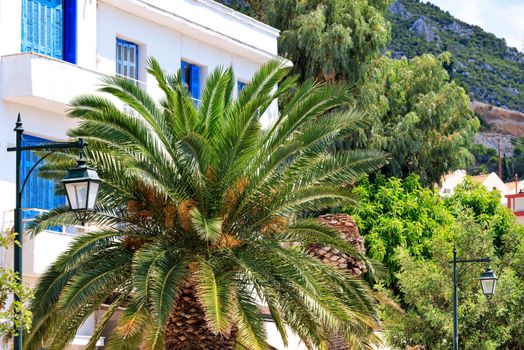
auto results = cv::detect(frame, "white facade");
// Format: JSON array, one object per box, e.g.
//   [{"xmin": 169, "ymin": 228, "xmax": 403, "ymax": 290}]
[
  {"xmin": 0, "ymin": 0, "xmax": 293, "ymax": 349},
  {"xmin": 439, "ymin": 170, "xmax": 509, "ymax": 203}
]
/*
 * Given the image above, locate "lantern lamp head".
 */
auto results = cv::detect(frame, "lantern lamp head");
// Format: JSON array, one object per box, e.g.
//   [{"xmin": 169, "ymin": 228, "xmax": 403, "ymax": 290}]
[
  {"xmin": 61, "ymin": 152, "xmax": 101, "ymax": 225},
  {"xmin": 479, "ymin": 267, "xmax": 497, "ymax": 297}
]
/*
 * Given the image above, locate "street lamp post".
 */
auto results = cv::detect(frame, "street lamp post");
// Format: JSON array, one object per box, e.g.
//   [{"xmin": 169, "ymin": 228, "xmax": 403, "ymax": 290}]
[
  {"xmin": 450, "ymin": 245, "xmax": 498, "ymax": 350},
  {"xmin": 7, "ymin": 114, "xmax": 100, "ymax": 350}
]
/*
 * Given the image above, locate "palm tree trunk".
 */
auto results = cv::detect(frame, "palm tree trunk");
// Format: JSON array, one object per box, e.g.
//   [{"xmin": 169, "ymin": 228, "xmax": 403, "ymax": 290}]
[{"xmin": 164, "ymin": 283, "xmax": 237, "ymax": 350}]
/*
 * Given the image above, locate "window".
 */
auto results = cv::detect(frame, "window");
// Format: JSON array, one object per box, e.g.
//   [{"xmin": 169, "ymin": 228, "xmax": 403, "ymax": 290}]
[
  {"xmin": 21, "ymin": 0, "xmax": 77, "ymax": 63},
  {"xmin": 21, "ymin": 135, "xmax": 66, "ymax": 232},
  {"xmin": 181, "ymin": 61, "xmax": 201, "ymax": 100},
  {"xmin": 116, "ymin": 39, "xmax": 138, "ymax": 80},
  {"xmin": 237, "ymin": 81, "xmax": 247, "ymax": 95}
]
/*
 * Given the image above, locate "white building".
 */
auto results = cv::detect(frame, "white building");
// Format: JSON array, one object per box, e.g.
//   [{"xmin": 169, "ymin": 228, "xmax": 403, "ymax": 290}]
[
  {"xmin": 0, "ymin": 0, "xmax": 294, "ymax": 348},
  {"xmin": 439, "ymin": 170, "xmax": 509, "ymax": 203}
]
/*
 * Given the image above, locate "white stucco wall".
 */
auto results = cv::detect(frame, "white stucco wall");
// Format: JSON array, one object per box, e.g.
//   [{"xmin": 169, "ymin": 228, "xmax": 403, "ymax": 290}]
[
  {"xmin": 439, "ymin": 169, "xmax": 467, "ymax": 196},
  {"xmin": 439, "ymin": 171, "xmax": 508, "ymax": 204}
]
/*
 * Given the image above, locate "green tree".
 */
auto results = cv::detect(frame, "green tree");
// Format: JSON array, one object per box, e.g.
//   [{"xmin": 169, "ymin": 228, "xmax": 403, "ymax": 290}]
[
  {"xmin": 0, "ymin": 233, "xmax": 33, "ymax": 339},
  {"xmin": 445, "ymin": 178, "xmax": 516, "ymax": 251},
  {"xmin": 261, "ymin": 0, "xmax": 391, "ymax": 83},
  {"xmin": 345, "ymin": 174, "xmax": 454, "ymax": 283},
  {"xmin": 382, "ymin": 213, "xmax": 524, "ymax": 350},
  {"xmin": 357, "ymin": 53, "xmax": 479, "ymax": 185},
  {"xmin": 25, "ymin": 59, "xmax": 387, "ymax": 350},
  {"xmin": 348, "ymin": 176, "xmax": 524, "ymax": 349}
]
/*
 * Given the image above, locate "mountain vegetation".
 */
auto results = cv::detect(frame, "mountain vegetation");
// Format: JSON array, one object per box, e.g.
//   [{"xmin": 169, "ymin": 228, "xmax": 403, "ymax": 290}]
[{"xmin": 387, "ymin": 0, "xmax": 524, "ymax": 113}]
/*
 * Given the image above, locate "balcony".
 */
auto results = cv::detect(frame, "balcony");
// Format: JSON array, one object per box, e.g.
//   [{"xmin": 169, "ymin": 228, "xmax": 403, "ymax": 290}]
[{"xmin": 1, "ymin": 52, "xmax": 104, "ymax": 113}]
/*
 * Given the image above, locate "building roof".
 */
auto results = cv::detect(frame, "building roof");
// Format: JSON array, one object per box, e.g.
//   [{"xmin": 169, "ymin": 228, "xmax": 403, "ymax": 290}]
[
  {"xmin": 505, "ymin": 180, "xmax": 524, "ymax": 195},
  {"xmin": 470, "ymin": 174, "xmax": 490, "ymax": 184},
  {"xmin": 103, "ymin": 0, "xmax": 284, "ymax": 63}
]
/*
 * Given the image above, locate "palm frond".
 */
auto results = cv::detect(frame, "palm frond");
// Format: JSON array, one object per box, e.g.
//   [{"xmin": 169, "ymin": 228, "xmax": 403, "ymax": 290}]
[
  {"xmin": 194, "ymin": 260, "xmax": 233, "ymax": 334},
  {"xmin": 190, "ymin": 207, "xmax": 222, "ymax": 242}
]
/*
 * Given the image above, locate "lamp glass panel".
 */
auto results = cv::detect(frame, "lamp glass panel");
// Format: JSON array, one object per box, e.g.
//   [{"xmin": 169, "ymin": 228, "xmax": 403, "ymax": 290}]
[
  {"xmin": 481, "ymin": 278, "xmax": 496, "ymax": 295},
  {"xmin": 87, "ymin": 182, "xmax": 100, "ymax": 210},
  {"xmin": 65, "ymin": 181, "xmax": 88, "ymax": 210}
]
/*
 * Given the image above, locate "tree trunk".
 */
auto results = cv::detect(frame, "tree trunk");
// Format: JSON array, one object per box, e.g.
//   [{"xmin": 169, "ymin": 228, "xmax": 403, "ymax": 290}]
[{"xmin": 164, "ymin": 283, "xmax": 237, "ymax": 350}]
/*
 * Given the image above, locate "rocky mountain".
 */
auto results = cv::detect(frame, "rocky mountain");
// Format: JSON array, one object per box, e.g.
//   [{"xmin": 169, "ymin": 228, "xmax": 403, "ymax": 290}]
[{"xmin": 387, "ymin": 0, "xmax": 524, "ymax": 114}]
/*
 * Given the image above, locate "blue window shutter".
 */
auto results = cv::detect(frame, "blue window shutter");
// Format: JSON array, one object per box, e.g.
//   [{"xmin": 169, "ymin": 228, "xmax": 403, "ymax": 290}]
[
  {"xmin": 237, "ymin": 81, "xmax": 246, "ymax": 95},
  {"xmin": 116, "ymin": 39, "xmax": 138, "ymax": 79},
  {"xmin": 190, "ymin": 64, "xmax": 200, "ymax": 100},
  {"xmin": 63, "ymin": 0, "xmax": 77, "ymax": 64},
  {"xmin": 21, "ymin": 0, "xmax": 64, "ymax": 59}
]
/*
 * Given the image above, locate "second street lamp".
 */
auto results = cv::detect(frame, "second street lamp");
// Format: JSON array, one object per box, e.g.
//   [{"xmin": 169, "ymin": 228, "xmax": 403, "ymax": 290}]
[{"xmin": 450, "ymin": 245, "xmax": 497, "ymax": 350}]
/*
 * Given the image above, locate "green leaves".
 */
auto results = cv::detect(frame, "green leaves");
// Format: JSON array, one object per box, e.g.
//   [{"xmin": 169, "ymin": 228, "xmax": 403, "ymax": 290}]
[
  {"xmin": 269, "ymin": 0, "xmax": 390, "ymax": 83},
  {"xmin": 357, "ymin": 54, "xmax": 479, "ymax": 185},
  {"xmin": 234, "ymin": 285, "xmax": 267, "ymax": 350},
  {"xmin": 194, "ymin": 261, "xmax": 233, "ymax": 334},
  {"xmin": 0, "ymin": 235, "xmax": 33, "ymax": 338},
  {"xmin": 190, "ymin": 207, "xmax": 223, "ymax": 242}
]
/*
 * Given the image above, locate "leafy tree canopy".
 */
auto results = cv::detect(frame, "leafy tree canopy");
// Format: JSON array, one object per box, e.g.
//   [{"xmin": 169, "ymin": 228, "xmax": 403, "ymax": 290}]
[
  {"xmin": 274, "ymin": 0, "xmax": 391, "ymax": 83},
  {"xmin": 357, "ymin": 53, "xmax": 480, "ymax": 184},
  {"xmin": 347, "ymin": 175, "xmax": 520, "ymax": 282},
  {"xmin": 224, "ymin": 0, "xmax": 391, "ymax": 83},
  {"xmin": 345, "ymin": 174, "xmax": 454, "ymax": 283},
  {"xmin": 347, "ymin": 175, "xmax": 524, "ymax": 348},
  {"xmin": 382, "ymin": 212, "xmax": 524, "ymax": 350}
]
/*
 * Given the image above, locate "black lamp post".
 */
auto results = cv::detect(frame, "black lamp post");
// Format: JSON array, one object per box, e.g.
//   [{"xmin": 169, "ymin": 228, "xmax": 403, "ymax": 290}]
[
  {"xmin": 7, "ymin": 114, "xmax": 100, "ymax": 350},
  {"xmin": 450, "ymin": 245, "xmax": 498, "ymax": 350}
]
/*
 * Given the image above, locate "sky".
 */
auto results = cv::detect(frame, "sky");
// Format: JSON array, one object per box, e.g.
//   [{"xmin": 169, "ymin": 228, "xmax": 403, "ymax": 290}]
[{"xmin": 426, "ymin": 0, "xmax": 524, "ymax": 50}]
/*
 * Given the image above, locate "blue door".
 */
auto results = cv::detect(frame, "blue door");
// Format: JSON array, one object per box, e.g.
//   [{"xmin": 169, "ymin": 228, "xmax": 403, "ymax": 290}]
[{"xmin": 21, "ymin": 135, "xmax": 66, "ymax": 232}]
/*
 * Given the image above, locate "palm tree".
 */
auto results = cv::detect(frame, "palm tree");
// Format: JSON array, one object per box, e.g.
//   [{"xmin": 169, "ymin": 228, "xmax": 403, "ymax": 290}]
[{"xmin": 24, "ymin": 58, "xmax": 387, "ymax": 350}]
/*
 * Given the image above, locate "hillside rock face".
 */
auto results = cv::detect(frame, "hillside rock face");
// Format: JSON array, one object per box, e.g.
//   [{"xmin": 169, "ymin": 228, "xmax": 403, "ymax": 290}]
[
  {"xmin": 388, "ymin": 0, "xmax": 524, "ymax": 113},
  {"xmin": 410, "ymin": 16, "xmax": 437, "ymax": 42},
  {"xmin": 443, "ymin": 21, "xmax": 473, "ymax": 37},
  {"xmin": 388, "ymin": 0, "xmax": 412, "ymax": 19},
  {"xmin": 472, "ymin": 101, "xmax": 524, "ymax": 155}
]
